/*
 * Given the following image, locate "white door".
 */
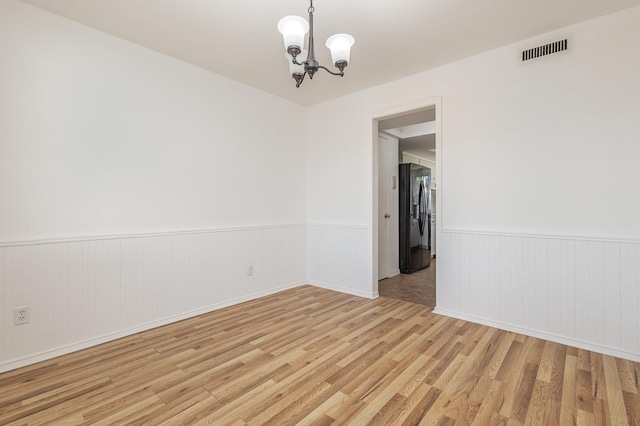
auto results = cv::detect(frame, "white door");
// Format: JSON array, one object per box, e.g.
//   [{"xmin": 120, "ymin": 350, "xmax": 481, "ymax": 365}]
[
  {"xmin": 378, "ymin": 134, "xmax": 399, "ymax": 280},
  {"xmin": 378, "ymin": 135, "xmax": 390, "ymax": 279}
]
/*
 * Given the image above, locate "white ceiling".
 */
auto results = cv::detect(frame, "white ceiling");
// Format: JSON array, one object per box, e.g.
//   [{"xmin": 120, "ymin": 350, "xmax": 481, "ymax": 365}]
[
  {"xmin": 18, "ymin": 0, "xmax": 640, "ymax": 106},
  {"xmin": 380, "ymin": 109, "xmax": 435, "ymax": 160},
  {"xmin": 398, "ymin": 134, "xmax": 436, "ymax": 161}
]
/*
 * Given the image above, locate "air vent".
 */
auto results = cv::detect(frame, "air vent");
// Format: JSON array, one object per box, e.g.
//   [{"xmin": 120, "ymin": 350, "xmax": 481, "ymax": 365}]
[{"xmin": 522, "ymin": 39, "xmax": 568, "ymax": 62}]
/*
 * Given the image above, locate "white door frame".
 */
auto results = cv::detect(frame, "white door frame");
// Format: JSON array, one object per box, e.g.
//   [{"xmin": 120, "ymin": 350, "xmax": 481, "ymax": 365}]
[{"xmin": 370, "ymin": 97, "xmax": 442, "ymax": 295}]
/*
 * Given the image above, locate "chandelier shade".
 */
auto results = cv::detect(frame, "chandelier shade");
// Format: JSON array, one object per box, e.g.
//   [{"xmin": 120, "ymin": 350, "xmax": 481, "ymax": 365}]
[
  {"xmin": 278, "ymin": 0, "xmax": 354, "ymax": 88},
  {"xmin": 277, "ymin": 16, "xmax": 309, "ymax": 52},
  {"xmin": 326, "ymin": 34, "xmax": 355, "ymax": 66}
]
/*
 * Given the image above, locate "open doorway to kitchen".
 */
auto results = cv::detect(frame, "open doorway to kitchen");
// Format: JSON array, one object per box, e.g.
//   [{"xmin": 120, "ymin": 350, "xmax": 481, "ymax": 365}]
[{"xmin": 373, "ymin": 100, "xmax": 440, "ymax": 308}]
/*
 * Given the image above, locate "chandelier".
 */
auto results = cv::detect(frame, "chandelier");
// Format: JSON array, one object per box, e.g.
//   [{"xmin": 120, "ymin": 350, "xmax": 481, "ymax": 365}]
[{"xmin": 277, "ymin": 0, "xmax": 354, "ymax": 88}]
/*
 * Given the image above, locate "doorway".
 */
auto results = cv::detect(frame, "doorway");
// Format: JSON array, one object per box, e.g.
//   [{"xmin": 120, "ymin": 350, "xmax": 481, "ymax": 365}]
[
  {"xmin": 378, "ymin": 262, "xmax": 436, "ymax": 306},
  {"xmin": 373, "ymin": 100, "xmax": 440, "ymax": 308}
]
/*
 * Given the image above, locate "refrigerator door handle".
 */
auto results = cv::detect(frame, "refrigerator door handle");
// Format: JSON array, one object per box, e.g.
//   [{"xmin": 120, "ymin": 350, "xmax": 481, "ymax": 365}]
[
  {"xmin": 427, "ymin": 213, "xmax": 432, "ymax": 250},
  {"xmin": 418, "ymin": 181, "xmax": 426, "ymax": 236}
]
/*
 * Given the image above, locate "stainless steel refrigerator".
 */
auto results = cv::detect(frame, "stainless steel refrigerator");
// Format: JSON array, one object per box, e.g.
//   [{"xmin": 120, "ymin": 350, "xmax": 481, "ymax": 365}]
[{"xmin": 399, "ymin": 163, "xmax": 432, "ymax": 274}]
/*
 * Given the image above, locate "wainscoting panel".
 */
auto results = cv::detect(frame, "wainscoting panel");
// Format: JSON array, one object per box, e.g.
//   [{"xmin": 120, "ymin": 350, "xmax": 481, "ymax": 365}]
[
  {"xmin": 306, "ymin": 224, "xmax": 374, "ymax": 299},
  {"xmin": 435, "ymin": 230, "xmax": 640, "ymax": 362},
  {"xmin": 0, "ymin": 225, "xmax": 306, "ymax": 372}
]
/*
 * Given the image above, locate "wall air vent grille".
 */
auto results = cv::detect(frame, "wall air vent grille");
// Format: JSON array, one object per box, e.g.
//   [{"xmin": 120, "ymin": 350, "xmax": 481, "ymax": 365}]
[{"xmin": 522, "ymin": 39, "xmax": 568, "ymax": 62}]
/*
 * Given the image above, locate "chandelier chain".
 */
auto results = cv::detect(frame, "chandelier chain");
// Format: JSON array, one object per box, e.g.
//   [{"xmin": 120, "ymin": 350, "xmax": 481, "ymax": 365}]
[{"xmin": 308, "ymin": 0, "xmax": 314, "ymax": 14}]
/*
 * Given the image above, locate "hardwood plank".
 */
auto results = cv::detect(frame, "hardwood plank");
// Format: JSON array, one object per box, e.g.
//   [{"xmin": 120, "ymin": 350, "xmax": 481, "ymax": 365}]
[
  {"xmin": 400, "ymin": 384, "xmax": 442, "ymax": 425},
  {"xmin": 352, "ymin": 354, "xmax": 429, "ymax": 424},
  {"xmin": 0, "ymin": 285, "xmax": 639, "ymax": 425},
  {"xmin": 535, "ymin": 341, "xmax": 555, "ymax": 383},
  {"xmin": 244, "ymin": 380, "xmax": 334, "ymax": 425},
  {"xmin": 470, "ymin": 379, "xmax": 506, "ymax": 426},
  {"xmin": 576, "ymin": 408, "xmax": 596, "ymax": 426},
  {"xmin": 324, "ymin": 391, "xmax": 367, "ymax": 423},
  {"xmin": 463, "ymin": 373, "xmax": 494, "ymax": 424},
  {"xmin": 558, "ymin": 354, "xmax": 577, "ymax": 425},
  {"xmin": 0, "ymin": 378, "xmax": 115, "ymax": 425},
  {"xmin": 523, "ymin": 380, "xmax": 552, "ymax": 426},
  {"xmin": 576, "ymin": 368, "xmax": 594, "ymax": 414},
  {"xmin": 617, "ymin": 358, "xmax": 639, "ymax": 394},
  {"xmin": 126, "ymin": 387, "xmax": 212, "ymax": 426},
  {"xmin": 365, "ymin": 392, "xmax": 407, "ymax": 426},
  {"xmin": 549, "ymin": 343, "xmax": 567, "ymax": 403},
  {"xmin": 511, "ymin": 362, "xmax": 538, "ymax": 423},
  {"xmin": 431, "ymin": 327, "xmax": 505, "ymax": 424},
  {"xmin": 593, "ymin": 396, "xmax": 611, "ymax": 425},
  {"xmin": 398, "ymin": 356, "xmax": 438, "ymax": 397},
  {"xmin": 577, "ymin": 349, "xmax": 592, "ymax": 372},
  {"xmin": 590, "ymin": 352, "xmax": 609, "ymax": 400},
  {"xmin": 622, "ymin": 390, "xmax": 640, "ymax": 426},
  {"xmin": 498, "ymin": 338, "xmax": 536, "ymax": 418},
  {"xmin": 487, "ymin": 332, "xmax": 517, "ymax": 380},
  {"xmin": 295, "ymin": 391, "xmax": 347, "ymax": 426},
  {"xmin": 602, "ymin": 355, "xmax": 631, "ymax": 426}
]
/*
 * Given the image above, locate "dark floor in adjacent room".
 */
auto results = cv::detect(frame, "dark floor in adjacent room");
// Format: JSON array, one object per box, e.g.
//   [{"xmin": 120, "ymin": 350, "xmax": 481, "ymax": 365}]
[{"xmin": 378, "ymin": 258, "xmax": 436, "ymax": 308}]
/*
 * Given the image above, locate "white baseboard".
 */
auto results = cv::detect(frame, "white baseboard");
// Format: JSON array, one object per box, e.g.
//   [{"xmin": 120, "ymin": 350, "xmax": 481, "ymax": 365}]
[
  {"xmin": 0, "ymin": 281, "xmax": 306, "ymax": 373},
  {"xmin": 308, "ymin": 280, "xmax": 378, "ymax": 300},
  {"xmin": 433, "ymin": 307, "xmax": 640, "ymax": 363}
]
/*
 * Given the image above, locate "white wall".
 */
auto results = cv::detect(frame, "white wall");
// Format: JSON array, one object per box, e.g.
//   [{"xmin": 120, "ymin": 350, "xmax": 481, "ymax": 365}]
[
  {"xmin": 0, "ymin": 1, "xmax": 307, "ymax": 241},
  {"xmin": 0, "ymin": 0, "xmax": 307, "ymax": 371},
  {"xmin": 306, "ymin": 7, "xmax": 640, "ymax": 361}
]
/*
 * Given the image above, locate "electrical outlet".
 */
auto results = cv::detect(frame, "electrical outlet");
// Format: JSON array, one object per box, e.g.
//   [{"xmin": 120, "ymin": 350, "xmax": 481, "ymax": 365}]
[
  {"xmin": 247, "ymin": 265, "xmax": 254, "ymax": 276},
  {"xmin": 14, "ymin": 306, "xmax": 29, "ymax": 325}
]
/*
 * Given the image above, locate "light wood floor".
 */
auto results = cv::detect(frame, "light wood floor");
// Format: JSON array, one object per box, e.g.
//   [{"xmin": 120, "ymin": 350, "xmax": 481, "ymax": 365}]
[{"xmin": 1, "ymin": 286, "xmax": 638, "ymax": 425}]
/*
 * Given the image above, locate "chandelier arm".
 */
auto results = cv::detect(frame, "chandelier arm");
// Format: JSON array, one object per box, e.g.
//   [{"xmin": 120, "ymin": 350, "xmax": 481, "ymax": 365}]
[{"xmin": 317, "ymin": 65, "xmax": 344, "ymax": 77}]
